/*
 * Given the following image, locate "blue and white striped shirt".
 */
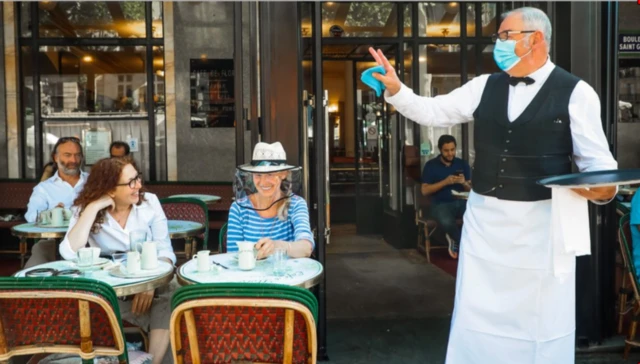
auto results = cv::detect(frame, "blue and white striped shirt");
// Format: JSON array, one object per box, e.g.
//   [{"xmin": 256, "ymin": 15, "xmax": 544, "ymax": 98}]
[{"xmin": 226, "ymin": 195, "xmax": 315, "ymax": 253}]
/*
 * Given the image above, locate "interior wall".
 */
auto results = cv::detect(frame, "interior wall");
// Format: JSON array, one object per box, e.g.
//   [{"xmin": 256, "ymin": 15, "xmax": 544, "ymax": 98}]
[{"xmin": 172, "ymin": 2, "xmax": 251, "ymax": 181}]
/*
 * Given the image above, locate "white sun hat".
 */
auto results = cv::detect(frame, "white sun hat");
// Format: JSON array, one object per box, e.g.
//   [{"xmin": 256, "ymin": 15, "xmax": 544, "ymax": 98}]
[{"xmin": 237, "ymin": 142, "xmax": 298, "ymax": 173}]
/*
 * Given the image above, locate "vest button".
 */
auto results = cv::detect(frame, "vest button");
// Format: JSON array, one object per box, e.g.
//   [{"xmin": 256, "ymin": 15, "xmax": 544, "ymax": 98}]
[
  {"xmin": 508, "ymin": 130, "xmax": 513, "ymax": 134},
  {"xmin": 504, "ymin": 149, "xmax": 508, "ymax": 152},
  {"xmin": 502, "ymin": 158, "xmax": 506, "ymax": 162},
  {"xmin": 499, "ymin": 184, "xmax": 504, "ymax": 188},
  {"xmin": 500, "ymin": 169, "xmax": 505, "ymax": 173},
  {"xmin": 506, "ymin": 140, "xmax": 510, "ymax": 143}
]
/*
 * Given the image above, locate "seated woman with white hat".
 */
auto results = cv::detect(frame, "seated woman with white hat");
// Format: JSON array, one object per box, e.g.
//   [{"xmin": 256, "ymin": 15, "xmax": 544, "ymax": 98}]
[{"xmin": 227, "ymin": 141, "xmax": 314, "ymax": 259}]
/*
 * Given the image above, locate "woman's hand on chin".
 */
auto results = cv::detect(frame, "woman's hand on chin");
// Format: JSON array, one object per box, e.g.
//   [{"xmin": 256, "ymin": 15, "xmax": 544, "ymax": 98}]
[{"xmin": 90, "ymin": 195, "xmax": 115, "ymax": 212}]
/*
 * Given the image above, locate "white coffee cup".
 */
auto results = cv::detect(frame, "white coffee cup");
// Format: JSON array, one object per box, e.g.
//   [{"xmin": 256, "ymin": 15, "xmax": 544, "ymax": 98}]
[
  {"xmin": 77, "ymin": 247, "xmax": 93, "ymax": 267},
  {"xmin": 89, "ymin": 247, "xmax": 101, "ymax": 264},
  {"xmin": 136, "ymin": 241, "xmax": 158, "ymax": 270},
  {"xmin": 237, "ymin": 242, "xmax": 256, "ymax": 271},
  {"xmin": 50, "ymin": 207, "xmax": 64, "ymax": 226},
  {"xmin": 126, "ymin": 251, "xmax": 141, "ymax": 274},
  {"xmin": 193, "ymin": 250, "xmax": 211, "ymax": 272}
]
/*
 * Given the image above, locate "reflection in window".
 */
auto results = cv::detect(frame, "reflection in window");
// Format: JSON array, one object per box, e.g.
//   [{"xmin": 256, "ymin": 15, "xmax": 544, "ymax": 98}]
[
  {"xmin": 403, "ymin": 4, "xmax": 412, "ymax": 37},
  {"xmin": 481, "ymin": 3, "xmax": 498, "ymax": 36},
  {"xmin": 418, "ymin": 44, "xmax": 463, "ymax": 167},
  {"xmin": 152, "ymin": 2, "xmax": 164, "ymax": 38},
  {"xmin": 466, "ymin": 3, "xmax": 476, "ymax": 37},
  {"xmin": 322, "ymin": 2, "xmax": 397, "ymax": 37},
  {"xmin": 38, "ymin": 2, "xmax": 147, "ymax": 38},
  {"xmin": 301, "ymin": 3, "xmax": 312, "ymax": 38},
  {"xmin": 153, "ymin": 46, "xmax": 167, "ymax": 180},
  {"xmin": 21, "ymin": 47, "xmax": 36, "ymax": 178},
  {"xmin": 20, "ymin": 2, "xmax": 32, "ymax": 37},
  {"xmin": 38, "ymin": 46, "xmax": 148, "ymax": 118},
  {"xmin": 418, "ymin": 2, "xmax": 461, "ymax": 37},
  {"xmin": 619, "ymin": 67, "xmax": 640, "ymax": 123},
  {"xmin": 481, "ymin": 44, "xmax": 501, "ymax": 74}
]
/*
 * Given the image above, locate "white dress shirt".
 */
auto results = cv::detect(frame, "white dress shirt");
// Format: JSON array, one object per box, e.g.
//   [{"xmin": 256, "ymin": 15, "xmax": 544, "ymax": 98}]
[
  {"xmin": 25, "ymin": 171, "xmax": 89, "ymax": 223},
  {"xmin": 59, "ymin": 192, "xmax": 176, "ymax": 264},
  {"xmin": 386, "ymin": 59, "xmax": 617, "ymax": 173}
]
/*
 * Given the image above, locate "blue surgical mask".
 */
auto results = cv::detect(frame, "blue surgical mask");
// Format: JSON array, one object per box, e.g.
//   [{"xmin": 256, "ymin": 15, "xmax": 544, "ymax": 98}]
[{"xmin": 493, "ymin": 36, "xmax": 532, "ymax": 72}]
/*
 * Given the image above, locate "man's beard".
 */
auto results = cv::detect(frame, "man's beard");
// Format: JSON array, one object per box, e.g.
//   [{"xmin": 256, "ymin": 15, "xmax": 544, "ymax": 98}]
[
  {"xmin": 59, "ymin": 162, "xmax": 81, "ymax": 176},
  {"xmin": 443, "ymin": 155, "xmax": 454, "ymax": 162}
]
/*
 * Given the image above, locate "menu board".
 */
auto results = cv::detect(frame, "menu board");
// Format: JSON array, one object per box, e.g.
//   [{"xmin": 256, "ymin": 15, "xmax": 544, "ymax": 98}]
[
  {"xmin": 82, "ymin": 128, "xmax": 112, "ymax": 165},
  {"xmin": 190, "ymin": 59, "xmax": 235, "ymax": 128}
]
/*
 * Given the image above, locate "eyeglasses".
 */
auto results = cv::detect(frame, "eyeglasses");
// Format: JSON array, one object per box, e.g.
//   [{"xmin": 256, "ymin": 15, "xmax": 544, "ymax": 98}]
[
  {"xmin": 491, "ymin": 30, "xmax": 536, "ymax": 42},
  {"xmin": 116, "ymin": 173, "xmax": 143, "ymax": 189}
]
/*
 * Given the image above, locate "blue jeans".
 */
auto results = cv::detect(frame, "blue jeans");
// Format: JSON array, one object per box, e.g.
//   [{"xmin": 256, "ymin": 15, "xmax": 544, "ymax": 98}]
[{"xmin": 430, "ymin": 200, "xmax": 467, "ymax": 243}]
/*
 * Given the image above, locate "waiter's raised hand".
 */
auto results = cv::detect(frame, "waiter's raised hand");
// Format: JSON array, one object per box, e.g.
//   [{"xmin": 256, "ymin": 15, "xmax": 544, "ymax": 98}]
[
  {"xmin": 571, "ymin": 186, "xmax": 617, "ymax": 201},
  {"xmin": 368, "ymin": 47, "xmax": 402, "ymax": 96}
]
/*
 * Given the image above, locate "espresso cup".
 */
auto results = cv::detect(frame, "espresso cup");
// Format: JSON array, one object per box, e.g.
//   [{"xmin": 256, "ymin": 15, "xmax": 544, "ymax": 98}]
[
  {"xmin": 50, "ymin": 207, "xmax": 64, "ymax": 226},
  {"xmin": 193, "ymin": 250, "xmax": 211, "ymax": 272},
  {"xmin": 237, "ymin": 242, "xmax": 256, "ymax": 271},
  {"xmin": 126, "ymin": 251, "xmax": 141, "ymax": 275},
  {"xmin": 89, "ymin": 247, "xmax": 101, "ymax": 264},
  {"xmin": 77, "ymin": 248, "xmax": 93, "ymax": 267},
  {"xmin": 39, "ymin": 211, "xmax": 50, "ymax": 225}
]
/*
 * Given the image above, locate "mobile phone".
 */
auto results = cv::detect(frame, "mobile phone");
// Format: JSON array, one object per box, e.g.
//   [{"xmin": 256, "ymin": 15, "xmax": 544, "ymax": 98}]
[{"xmin": 456, "ymin": 169, "xmax": 464, "ymax": 176}]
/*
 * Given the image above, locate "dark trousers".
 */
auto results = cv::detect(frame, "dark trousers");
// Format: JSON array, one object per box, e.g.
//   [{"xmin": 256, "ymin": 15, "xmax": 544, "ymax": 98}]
[{"xmin": 430, "ymin": 200, "xmax": 467, "ymax": 243}]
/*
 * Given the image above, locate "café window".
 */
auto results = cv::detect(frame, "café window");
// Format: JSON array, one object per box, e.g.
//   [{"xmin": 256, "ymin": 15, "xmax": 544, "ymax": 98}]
[{"xmin": 18, "ymin": 2, "xmax": 166, "ymax": 180}]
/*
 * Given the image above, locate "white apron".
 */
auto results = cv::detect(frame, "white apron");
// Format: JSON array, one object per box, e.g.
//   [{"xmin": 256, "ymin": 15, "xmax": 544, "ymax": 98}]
[{"xmin": 445, "ymin": 191, "xmax": 576, "ymax": 364}]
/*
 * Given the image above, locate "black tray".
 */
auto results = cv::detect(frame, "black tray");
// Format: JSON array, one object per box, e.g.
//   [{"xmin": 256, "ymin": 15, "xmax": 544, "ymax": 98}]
[{"xmin": 537, "ymin": 169, "xmax": 640, "ymax": 188}]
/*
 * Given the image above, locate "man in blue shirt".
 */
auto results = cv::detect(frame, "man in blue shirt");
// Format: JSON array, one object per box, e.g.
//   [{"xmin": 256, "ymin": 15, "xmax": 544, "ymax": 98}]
[{"xmin": 422, "ymin": 135, "xmax": 471, "ymax": 259}]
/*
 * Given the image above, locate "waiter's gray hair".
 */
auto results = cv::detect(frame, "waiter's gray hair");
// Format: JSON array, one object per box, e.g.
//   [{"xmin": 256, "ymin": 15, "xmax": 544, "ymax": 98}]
[{"xmin": 503, "ymin": 7, "xmax": 552, "ymax": 53}]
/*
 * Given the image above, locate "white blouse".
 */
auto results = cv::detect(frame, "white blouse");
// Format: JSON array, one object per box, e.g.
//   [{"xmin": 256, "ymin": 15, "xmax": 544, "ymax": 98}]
[{"xmin": 59, "ymin": 192, "xmax": 176, "ymax": 263}]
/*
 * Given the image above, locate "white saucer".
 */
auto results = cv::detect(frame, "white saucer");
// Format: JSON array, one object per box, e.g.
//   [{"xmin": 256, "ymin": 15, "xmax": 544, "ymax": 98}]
[
  {"xmin": 75, "ymin": 257, "xmax": 110, "ymax": 269},
  {"xmin": 107, "ymin": 261, "xmax": 171, "ymax": 279},
  {"xmin": 36, "ymin": 221, "xmax": 70, "ymax": 228},
  {"xmin": 231, "ymin": 254, "xmax": 268, "ymax": 264}
]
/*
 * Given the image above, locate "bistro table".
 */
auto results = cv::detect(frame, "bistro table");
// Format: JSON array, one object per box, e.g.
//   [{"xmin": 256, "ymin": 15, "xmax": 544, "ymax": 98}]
[
  {"xmin": 177, "ymin": 252, "xmax": 324, "ymax": 289},
  {"xmin": 168, "ymin": 220, "xmax": 205, "ymax": 260},
  {"xmin": 168, "ymin": 194, "xmax": 221, "ymax": 207},
  {"xmin": 14, "ymin": 260, "xmax": 174, "ymax": 297},
  {"xmin": 10, "ymin": 223, "xmax": 68, "ymax": 268}
]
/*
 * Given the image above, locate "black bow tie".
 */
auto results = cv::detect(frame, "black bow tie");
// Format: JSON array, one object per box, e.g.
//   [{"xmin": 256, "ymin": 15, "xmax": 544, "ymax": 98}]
[{"xmin": 509, "ymin": 76, "xmax": 535, "ymax": 86}]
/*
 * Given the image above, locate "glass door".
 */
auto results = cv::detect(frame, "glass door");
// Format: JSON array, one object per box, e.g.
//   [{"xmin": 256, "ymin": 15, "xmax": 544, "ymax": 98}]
[{"xmin": 352, "ymin": 50, "xmax": 395, "ymax": 234}]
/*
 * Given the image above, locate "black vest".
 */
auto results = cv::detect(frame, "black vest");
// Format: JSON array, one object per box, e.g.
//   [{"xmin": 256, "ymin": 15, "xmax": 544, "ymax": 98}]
[{"xmin": 472, "ymin": 67, "xmax": 580, "ymax": 202}]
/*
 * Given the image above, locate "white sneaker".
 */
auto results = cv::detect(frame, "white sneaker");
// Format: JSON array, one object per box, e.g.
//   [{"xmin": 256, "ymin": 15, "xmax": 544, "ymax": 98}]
[{"xmin": 445, "ymin": 233, "xmax": 458, "ymax": 259}]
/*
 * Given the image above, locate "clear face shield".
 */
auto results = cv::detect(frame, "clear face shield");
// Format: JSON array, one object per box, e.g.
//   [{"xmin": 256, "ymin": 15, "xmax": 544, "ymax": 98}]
[{"xmin": 234, "ymin": 166, "xmax": 303, "ymax": 211}]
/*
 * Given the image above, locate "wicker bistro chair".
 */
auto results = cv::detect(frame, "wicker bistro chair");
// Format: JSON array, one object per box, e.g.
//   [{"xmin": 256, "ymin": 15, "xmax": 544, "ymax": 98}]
[
  {"xmin": 0, "ymin": 277, "xmax": 127, "ymax": 364},
  {"xmin": 617, "ymin": 214, "xmax": 640, "ymax": 358},
  {"xmin": 413, "ymin": 184, "xmax": 443, "ymax": 263},
  {"xmin": 170, "ymin": 283, "xmax": 318, "ymax": 364},
  {"xmin": 160, "ymin": 197, "xmax": 209, "ymax": 260},
  {"xmin": 218, "ymin": 222, "xmax": 228, "ymax": 254}
]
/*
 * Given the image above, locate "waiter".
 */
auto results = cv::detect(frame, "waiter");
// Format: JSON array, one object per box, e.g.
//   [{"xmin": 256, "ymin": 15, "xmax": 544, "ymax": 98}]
[{"xmin": 370, "ymin": 7, "xmax": 616, "ymax": 364}]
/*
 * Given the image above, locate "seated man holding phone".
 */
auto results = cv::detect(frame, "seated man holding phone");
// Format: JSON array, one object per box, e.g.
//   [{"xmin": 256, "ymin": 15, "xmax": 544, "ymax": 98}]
[{"xmin": 421, "ymin": 135, "xmax": 471, "ymax": 259}]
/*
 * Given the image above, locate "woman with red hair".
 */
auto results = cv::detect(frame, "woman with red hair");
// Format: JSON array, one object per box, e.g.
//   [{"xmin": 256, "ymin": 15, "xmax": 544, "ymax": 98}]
[{"xmin": 59, "ymin": 156, "xmax": 175, "ymax": 364}]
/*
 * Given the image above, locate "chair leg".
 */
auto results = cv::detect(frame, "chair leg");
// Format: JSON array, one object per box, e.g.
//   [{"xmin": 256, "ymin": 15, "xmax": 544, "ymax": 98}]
[
  {"xmin": 19, "ymin": 238, "xmax": 28, "ymax": 268},
  {"xmin": 619, "ymin": 273, "xmax": 628, "ymax": 334},
  {"xmin": 625, "ymin": 306, "xmax": 640, "ymax": 359},
  {"xmin": 424, "ymin": 225, "xmax": 431, "ymax": 264},
  {"xmin": 185, "ymin": 239, "xmax": 193, "ymax": 261}
]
